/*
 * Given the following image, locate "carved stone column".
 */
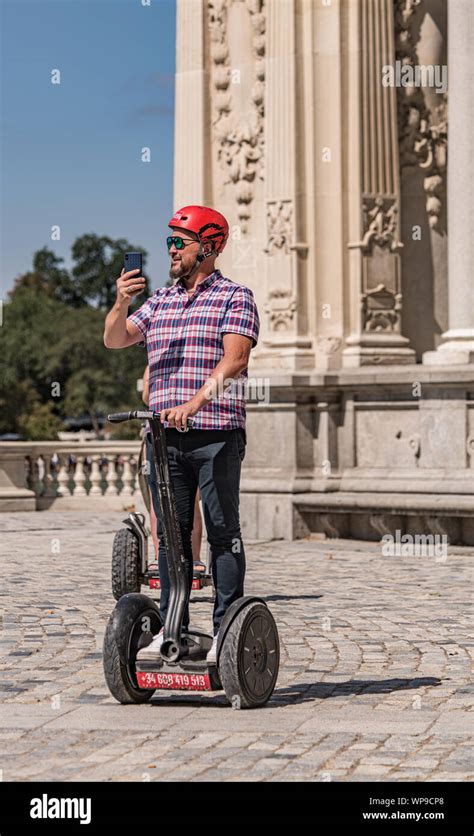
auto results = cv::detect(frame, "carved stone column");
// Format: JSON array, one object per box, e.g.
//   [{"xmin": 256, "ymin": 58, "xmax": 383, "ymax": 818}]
[
  {"xmin": 343, "ymin": 0, "xmax": 415, "ymax": 366},
  {"xmin": 253, "ymin": 0, "xmax": 313, "ymax": 370},
  {"xmin": 395, "ymin": 0, "xmax": 448, "ymax": 360},
  {"xmin": 424, "ymin": 0, "xmax": 474, "ymax": 365},
  {"xmin": 174, "ymin": 0, "xmax": 206, "ymax": 206},
  {"xmin": 203, "ymin": 1, "xmax": 267, "ymax": 325}
]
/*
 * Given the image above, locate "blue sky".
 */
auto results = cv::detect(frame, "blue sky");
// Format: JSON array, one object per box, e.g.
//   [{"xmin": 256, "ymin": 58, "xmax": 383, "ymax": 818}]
[{"xmin": 1, "ymin": 0, "xmax": 176, "ymax": 296}]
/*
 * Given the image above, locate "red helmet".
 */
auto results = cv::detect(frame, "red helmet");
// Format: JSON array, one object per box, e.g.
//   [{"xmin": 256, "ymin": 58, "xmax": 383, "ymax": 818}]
[{"xmin": 168, "ymin": 205, "xmax": 229, "ymax": 255}]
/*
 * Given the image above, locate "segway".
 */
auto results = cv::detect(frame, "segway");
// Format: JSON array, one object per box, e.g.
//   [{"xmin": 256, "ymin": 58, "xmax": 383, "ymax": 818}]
[
  {"xmin": 103, "ymin": 410, "xmax": 280, "ymax": 708},
  {"xmin": 111, "ymin": 430, "xmax": 213, "ymax": 599}
]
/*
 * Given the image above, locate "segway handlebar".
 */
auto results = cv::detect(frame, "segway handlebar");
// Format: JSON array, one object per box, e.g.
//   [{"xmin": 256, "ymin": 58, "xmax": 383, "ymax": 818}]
[
  {"xmin": 107, "ymin": 410, "xmax": 195, "ymax": 431},
  {"xmin": 108, "ymin": 410, "xmax": 153, "ymax": 423}
]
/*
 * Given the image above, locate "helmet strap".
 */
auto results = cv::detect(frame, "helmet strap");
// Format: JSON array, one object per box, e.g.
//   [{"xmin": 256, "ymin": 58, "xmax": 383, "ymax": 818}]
[{"xmin": 181, "ymin": 238, "xmax": 210, "ymax": 279}]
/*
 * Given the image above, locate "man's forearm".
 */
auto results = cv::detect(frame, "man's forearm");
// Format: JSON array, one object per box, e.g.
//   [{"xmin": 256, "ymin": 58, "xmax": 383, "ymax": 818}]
[
  {"xmin": 191, "ymin": 356, "xmax": 247, "ymax": 411},
  {"xmin": 104, "ymin": 301, "xmax": 130, "ymax": 348}
]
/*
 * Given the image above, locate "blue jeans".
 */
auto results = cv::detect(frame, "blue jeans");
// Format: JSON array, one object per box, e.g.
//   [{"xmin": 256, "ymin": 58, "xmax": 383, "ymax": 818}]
[{"xmin": 146, "ymin": 427, "xmax": 246, "ymax": 635}]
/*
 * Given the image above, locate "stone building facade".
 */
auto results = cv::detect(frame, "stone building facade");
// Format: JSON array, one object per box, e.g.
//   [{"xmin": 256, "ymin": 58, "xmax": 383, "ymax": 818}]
[{"xmin": 174, "ymin": 0, "xmax": 474, "ymax": 543}]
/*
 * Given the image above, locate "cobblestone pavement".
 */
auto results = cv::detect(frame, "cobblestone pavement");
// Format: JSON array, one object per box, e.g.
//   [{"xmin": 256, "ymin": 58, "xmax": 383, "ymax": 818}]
[{"xmin": 0, "ymin": 511, "xmax": 472, "ymax": 783}]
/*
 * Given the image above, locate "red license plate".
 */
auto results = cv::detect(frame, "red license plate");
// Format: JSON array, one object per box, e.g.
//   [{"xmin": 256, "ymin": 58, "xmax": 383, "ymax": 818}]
[
  {"xmin": 136, "ymin": 671, "xmax": 212, "ymax": 691},
  {"xmin": 150, "ymin": 578, "xmax": 201, "ymax": 591}
]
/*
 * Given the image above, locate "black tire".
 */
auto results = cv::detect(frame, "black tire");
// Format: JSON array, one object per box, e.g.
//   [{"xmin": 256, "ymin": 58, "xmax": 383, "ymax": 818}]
[
  {"xmin": 112, "ymin": 528, "xmax": 141, "ymax": 600},
  {"xmin": 218, "ymin": 602, "xmax": 279, "ymax": 709},
  {"xmin": 103, "ymin": 593, "xmax": 162, "ymax": 704}
]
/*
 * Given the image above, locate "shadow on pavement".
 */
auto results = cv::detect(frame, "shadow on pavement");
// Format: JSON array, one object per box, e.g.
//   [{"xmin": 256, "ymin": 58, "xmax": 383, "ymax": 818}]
[
  {"xmin": 143, "ymin": 677, "xmax": 442, "ymax": 710},
  {"xmin": 265, "ymin": 594, "xmax": 324, "ymax": 602},
  {"xmin": 188, "ymin": 595, "xmax": 324, "ymax": 604},
  {"xmin": 270, "ymin": 677, "xmax": 442, "ymax": 705}
]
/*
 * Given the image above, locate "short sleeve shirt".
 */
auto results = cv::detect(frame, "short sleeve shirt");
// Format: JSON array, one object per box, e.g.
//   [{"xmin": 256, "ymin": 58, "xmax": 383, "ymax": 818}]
[{"xmin": 127, "ymin": 269, "xmax": 259, "ymax": 430}]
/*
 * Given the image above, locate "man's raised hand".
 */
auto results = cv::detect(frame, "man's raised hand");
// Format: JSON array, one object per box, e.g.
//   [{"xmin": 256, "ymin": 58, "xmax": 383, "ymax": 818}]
[{"xmin": 116, "ymin": 268, "xmax": 146, "ymax": 306}]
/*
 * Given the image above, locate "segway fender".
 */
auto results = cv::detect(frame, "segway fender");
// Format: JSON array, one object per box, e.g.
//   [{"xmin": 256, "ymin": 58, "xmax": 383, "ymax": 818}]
[
  {"xmin": 216, "ymin": 595, "xmax": 268, "ymax": 665},
  {"xmin": 123, "ymin": 513, "xmax": 148, "ymax": 575},
  {"xmin": 110, "ymin": 592, "xmax": 160, "ymax": 667}
]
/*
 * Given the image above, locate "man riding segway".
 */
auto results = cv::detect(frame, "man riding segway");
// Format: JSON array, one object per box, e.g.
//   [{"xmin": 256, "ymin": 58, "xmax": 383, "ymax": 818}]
[{"xmin": 103, "ymin": 205, "xmax": 259, "ymax": 666}]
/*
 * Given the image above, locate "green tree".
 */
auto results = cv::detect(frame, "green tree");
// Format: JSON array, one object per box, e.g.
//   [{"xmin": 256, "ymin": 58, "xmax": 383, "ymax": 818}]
[
  {"xmin": 18, "ymin": 399, "xmax": 63, "ymax": 441},
  {"xmin": 71, "ymin": 234, "xmax": 150, "ymax": 309},
  {"xmin": 12, "ymin": 248, "xmax": 81, "ymax": 306},
  {"xmin": 0, "ymin": 238, "xmax": 148, "ymax": 439}
]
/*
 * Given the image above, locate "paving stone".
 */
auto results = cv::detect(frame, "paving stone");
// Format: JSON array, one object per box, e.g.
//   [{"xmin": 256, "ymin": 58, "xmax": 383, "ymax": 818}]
[{"xmin": 0, "ymin": 510, "xmax": 472, "ymax": 782}]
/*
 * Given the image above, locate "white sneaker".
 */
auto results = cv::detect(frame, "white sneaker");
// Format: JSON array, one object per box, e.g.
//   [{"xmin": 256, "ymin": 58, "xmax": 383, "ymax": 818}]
[
  {"xmin": 206, "ymin": 634, "xmax": 218, "ymax": 665},
  {"xmin": 136, "ymin": 627, "xmax": 164, "ymax": 661}
]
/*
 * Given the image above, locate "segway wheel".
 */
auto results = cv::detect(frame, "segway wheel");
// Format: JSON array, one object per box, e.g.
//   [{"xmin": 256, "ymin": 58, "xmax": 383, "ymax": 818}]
[
  {"xmin": 111, "ymin": 528, "xmax": 141, "ymax": 600},
  {"xmin": 219, "ymin": 602, "xmax": 279, "ymax": 709},
  {"xmin": 103, "ymin": 593, "xmax": 162, "ymax": 704}
]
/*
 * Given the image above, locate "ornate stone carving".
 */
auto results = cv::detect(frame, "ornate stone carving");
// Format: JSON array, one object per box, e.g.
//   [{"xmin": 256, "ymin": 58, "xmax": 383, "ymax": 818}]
[
  {"xmin": 414, "ymin": 98, "xmax": 447, "ymax": 229},
  {"xmin": 361, "ymin": 286, "xmax": 402, "ymax": 333},
  {"xmin": 394, "ymin": 0, "xmax": 448, "ymax": 231},
  {"xmin": 395, "ymin": 0, "xmax": 426, "ymax": 163},
  {"xmin": 315, "ymin": 337, "xmax": 342, "ymax": 356},
  {"xmin": 466, "ymin": 434, "xmax": 474, "ymax": 461},
  {"xmin": 263, "ymin": 199, "xmax": 293, "ymax": 255},
  {"xmin": 349, "ymin": 196, "xmax": 403, "ymax": 334},
  {"xmin": 262, "ymin": 199, "xmax": 299, "ymax": 331},
  {"xmin": 207, "ymin": 0, "xmax": 266, "ymax": 233},
  {"xmin": 264, "ymin": 287, "xmax": 297, "ymax": 331},
  {"xmin": 394, "ymin": 0, "xmax": 423, "ymax": 46},
  {"xmin": 342, "ymin": 0, "xmax": 414, "ymax": 360},
  {"xmin": 350, "ymin": 197, "xmax": 403, "ymax": 255}
]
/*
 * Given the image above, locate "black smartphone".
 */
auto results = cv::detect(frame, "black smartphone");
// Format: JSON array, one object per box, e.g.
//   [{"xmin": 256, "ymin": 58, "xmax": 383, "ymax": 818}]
[{"xmin": 124, "ymin": 252, "xmax": 142, "ymax": 276}]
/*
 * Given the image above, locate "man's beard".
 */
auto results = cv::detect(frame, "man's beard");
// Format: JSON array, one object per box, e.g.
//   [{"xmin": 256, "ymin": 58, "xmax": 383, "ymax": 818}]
[
  {"xmin": 168, "ymin": 256, "xmax": 195, "ymax": 280},
  {"xmin": 168, "ymin": 259, "xmax": 185, "ymax": 280}
]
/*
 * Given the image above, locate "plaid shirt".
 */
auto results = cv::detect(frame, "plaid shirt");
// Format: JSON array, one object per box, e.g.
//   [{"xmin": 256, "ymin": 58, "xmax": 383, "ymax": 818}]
[{"xmin": 127, "ymin": 269, "xmax": 259, "ymax": 430}]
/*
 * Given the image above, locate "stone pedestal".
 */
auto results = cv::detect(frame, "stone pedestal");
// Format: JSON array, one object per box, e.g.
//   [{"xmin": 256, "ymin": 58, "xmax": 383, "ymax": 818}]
[
  {"xmin": 240, "ymin": 366, "xmax": 474, "ymax": 544},
  {"xmin": 0, "ymin": 451, "xmax": 36, "ymax": 511}
]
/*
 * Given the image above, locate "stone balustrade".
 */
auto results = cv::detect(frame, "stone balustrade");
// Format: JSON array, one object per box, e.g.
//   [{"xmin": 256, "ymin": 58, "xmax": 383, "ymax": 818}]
[{"xmin": 0, "ymin": 442, "xmax": 145, "ymax": 511}]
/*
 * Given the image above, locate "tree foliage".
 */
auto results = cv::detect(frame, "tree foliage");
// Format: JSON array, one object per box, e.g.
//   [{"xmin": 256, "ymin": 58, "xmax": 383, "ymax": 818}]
[{"xmin": 0, "ymin": 235, "xmax": 150, "ymax": 439}]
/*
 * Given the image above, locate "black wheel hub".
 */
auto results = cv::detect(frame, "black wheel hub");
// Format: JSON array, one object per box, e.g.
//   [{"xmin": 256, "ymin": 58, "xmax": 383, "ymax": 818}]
[{"xmin": 250, "ymin": 637, "xmax": 267, "ymax": 673}]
